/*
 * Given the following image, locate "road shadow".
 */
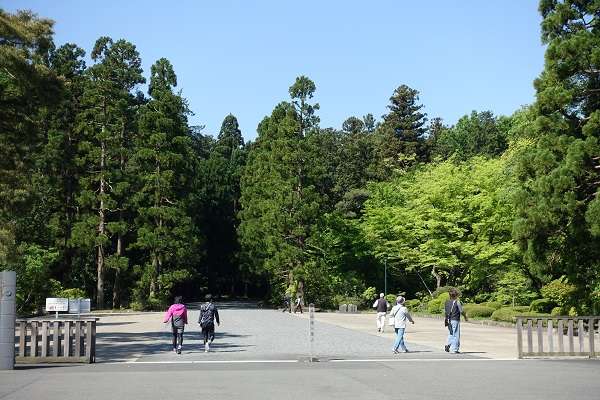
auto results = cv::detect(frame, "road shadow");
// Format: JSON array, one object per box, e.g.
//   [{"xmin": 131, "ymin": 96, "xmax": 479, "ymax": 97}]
[
  {"xmin": 97, "ymin": 321, "xmax": 136, "ymax": 327},
  {"xmin": 96, "ymin": 331, "xmax": 252, "ymax": 362}
]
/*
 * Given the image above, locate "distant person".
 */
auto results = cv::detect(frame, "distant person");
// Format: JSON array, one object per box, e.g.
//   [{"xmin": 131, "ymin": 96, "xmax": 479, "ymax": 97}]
[
  {"xmin": 389, "ymin": 296, "xmax": 414, "ymax": 353},
  {"xmin": 199, "ymin": 294, "xmax": 220, "ymax": 353},
  {"xmin": 372, "ymin": 293, "xmax": 390, "ymax": 333},
  {"xmin": 444, "ymin": 288, "xmax": 468, "ymax": 354},
  {"xmin": 294, "ymin": 294, "xmax": 304, "ymax": 314},
  {"xmin": 163, "ymin": 295, "xmax": 188, "ymax": 354},
  {"xmin": 283, "ymin": 292, "xmax": 292, "ymax": 313}
]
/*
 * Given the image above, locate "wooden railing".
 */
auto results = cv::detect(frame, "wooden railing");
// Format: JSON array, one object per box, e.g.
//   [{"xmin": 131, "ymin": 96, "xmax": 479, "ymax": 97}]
[
  {"xmin": 14, "ymin": 318, "xmax": 97, "ymax": 363},
  {"xmin": 517, "ymin": 316, "xmax": 598, "ymax": 359}
]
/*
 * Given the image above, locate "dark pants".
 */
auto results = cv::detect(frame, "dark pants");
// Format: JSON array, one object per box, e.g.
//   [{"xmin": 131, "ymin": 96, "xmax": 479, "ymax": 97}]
[
  {"xmin": 201, "ymin": 323, "xmax": 215, "ymax": 343},
  {"xmin": 172, "ymin": 326, "xmax": 184, "ymax": 348}
]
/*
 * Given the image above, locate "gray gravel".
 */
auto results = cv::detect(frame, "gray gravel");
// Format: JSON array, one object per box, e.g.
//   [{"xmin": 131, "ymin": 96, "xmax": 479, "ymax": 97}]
[{"xmin": 96, "ymin": 307, "xmax": 468, "ymax": 362}]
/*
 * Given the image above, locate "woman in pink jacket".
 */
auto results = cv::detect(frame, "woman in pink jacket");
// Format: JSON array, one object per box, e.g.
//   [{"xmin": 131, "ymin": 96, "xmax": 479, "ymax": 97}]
[{"xmin": 163, "ymin": 296, "xmax": 188, "ymax": 354}]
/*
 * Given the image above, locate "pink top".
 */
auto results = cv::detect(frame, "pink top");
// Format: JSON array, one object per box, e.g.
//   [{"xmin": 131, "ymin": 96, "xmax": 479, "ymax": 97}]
[{"xmin": 163, "ymin": 303, "xmax": 188, "ymax": 324}]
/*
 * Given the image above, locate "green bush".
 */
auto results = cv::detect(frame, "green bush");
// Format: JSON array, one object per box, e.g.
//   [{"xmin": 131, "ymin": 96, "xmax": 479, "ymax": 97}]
[
  {"xmin": 550, "ymin": 306, "xmax": 564, "ymax": 316},
  {"xmin": 479, "ymin": 301, "xmax": 502, "ymax": 310},
  {"xmin": 462, "ymin": 304, "xmax": 495, "ymax": 318},
  {"xmin": 540, "ymin": 276, "xmax": 576, "ymax": 308},
  {"xmin": 529, "ymin": 298, "xmax": 556, "ymax": 313},
  {"xmin": 385, "ymin": 294, "xmax": 397, "ymax": 306},
  {"xmin": 493, "ymin": 270, "xmax": 537, "ymax": 306},
  {"xmin": 431, "ymin": 286, "xmax": 454, "ymax": 298},
  {"xmin": 56, "ymin": 288, "xmax": 87, "ymax": 299},
  {"xmin": 404, "ymin": 298, "xmax": 421, "ymax": 311},
  {"xmin": 361, "ymin": 287, "xmax": 377, "ymax": 304},
  {"xmin": 491, "ymin": 306, "xmax": 547, "ymax": 322},
  {"xmin": 427, "ymin": 292, "xmax": 450, "ymax": 314}
]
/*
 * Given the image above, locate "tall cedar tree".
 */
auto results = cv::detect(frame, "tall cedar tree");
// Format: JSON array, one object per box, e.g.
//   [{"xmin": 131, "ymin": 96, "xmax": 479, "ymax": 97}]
[
  {"xmin": 74, "ymin": 37, "xmax": 144, "ymax": 308},
  {"xmin": 197, "ymin": 114, "xmax": 246, "ymax": 295},
  {"xmin": 131, "ymin": 58, "xmax": 195, "ymax": 304},
  {"xmin": 513, "ymin": 0, "xmax": 600, "ymax": 309},
  {"xmin": 239, "ymin": 76, "xmax": 322, "ymax": 296},
  {"xmin": 374, "ymin": 84, "xmax": 428, "ymax": 175}
]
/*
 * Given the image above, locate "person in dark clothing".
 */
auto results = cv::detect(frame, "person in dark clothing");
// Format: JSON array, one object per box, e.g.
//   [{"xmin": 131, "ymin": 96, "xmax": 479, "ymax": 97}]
[
  {"xmin": 163, "ymin": 296, "xmax": 188, "ymax": 354},
  {"xmin": 444, "ymin": 288, "xmax": 468, "ymax": 353},
  {"xmin": 198, "ymin": 294, "xmax": 220, "ymax": 353}
]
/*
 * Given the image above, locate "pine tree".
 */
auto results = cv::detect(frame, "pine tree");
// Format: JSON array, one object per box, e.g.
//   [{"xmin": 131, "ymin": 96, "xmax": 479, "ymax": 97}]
[{"xmin": 513, "ymin": 0, "xmax": 600, "ymax": 309}]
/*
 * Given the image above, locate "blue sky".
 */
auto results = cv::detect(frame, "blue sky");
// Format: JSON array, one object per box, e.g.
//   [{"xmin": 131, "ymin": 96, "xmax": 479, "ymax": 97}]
[{"xmin": 5, "ymin": 1, "xmax": 544, "ymax": 141}]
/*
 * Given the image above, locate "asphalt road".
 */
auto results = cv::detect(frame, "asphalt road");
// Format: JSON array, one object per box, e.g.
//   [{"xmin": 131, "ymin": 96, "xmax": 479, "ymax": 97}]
[{"xmin": 1, "ymin": 359, "xmax": 599, "ymax": 400}]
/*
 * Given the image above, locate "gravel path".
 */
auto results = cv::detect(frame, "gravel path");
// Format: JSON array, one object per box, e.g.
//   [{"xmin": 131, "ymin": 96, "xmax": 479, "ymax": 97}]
[{"xmin": 96, "ymin": 306, "xmax": 464, "ymax": 362}]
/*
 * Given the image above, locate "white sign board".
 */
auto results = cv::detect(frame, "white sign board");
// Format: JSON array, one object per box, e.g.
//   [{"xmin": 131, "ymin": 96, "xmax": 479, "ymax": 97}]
[
  {"xmin": 46, "ymin": 298, "xmax": 69, "ymax": 312},
  {"xmin": 68, "ymin": 298, "xmax": 91, "ymax": 314}
]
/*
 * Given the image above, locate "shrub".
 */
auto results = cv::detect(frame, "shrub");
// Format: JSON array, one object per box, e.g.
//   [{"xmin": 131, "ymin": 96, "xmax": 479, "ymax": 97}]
[
  {"xmin": 405, "ymin": 299, "xmax": 421, "ymax": 311},
  {"xmin": 361, "ymin": 287, "xmax": 377, "ymax": 304},
  {"xmin": 56, "ymin": 288, "xmax": 87, "ymax": 299},
  {"xmin": 427, "ymin": 292, "xmax": 450, "ymax": 314},
  {"xmin": 493, "ymin": 270, "xmax": 537, "ymax": 306},
  {"xmin": 550, "ymin": 306, "xmax": 564, "ymax": 316},
  {"xmin": 529, "ymin": 298, "xmax": 556, "ymax": 313},
  {"xmin": 479, "ymin": 301, "xmax": 502, "ymax": 310},
  {"xmin": 491, "ymin": 306, "xmax": 546, "ymax": 322},
  {"xmin": 462, "ymin": 304, "xmax": 495, "ymax": 318},
  {"xmin": 431, "ymin": 286, "xmax": 454, "ymax": 298},
  {"xmin": 540, "ymin": 276, "xmax": 576, "ymax": 308},
  {"xmin": 385, "ymin": 294, "xmax": 397, "ymax": 306}
]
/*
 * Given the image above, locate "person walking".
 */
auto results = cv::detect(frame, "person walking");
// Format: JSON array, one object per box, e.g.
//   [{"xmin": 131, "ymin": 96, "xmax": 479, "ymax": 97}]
[
  {"xmin": 444, "ymin": 288, "xmax": 468, "ymax": 354},
  {"xmin": 199, "ymin": 294, "xmax": 220, "ymax": 353},
  {"xmin": 163, "ymin": 295, "xmax": 188, "ymax": 354},
  {"xmin": 373, "ymin": 293, "xmax": 390, "ymax": 333},
  {"xmin": 282, "ymin": 291, "xmax": 292, "ymax": 313},
  {"xmin": 389, "ymin": 296, "xmax": 414, "ymax": 354},
  {"xmin": 294, "ymin": 294, "xmax": 304, "ymax": 314}
]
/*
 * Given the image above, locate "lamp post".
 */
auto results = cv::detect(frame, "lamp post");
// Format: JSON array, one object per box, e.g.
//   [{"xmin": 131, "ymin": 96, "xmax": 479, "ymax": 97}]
[{"xmin": 384, "ymin": 257, "xmax": 387, "ymax": 296}]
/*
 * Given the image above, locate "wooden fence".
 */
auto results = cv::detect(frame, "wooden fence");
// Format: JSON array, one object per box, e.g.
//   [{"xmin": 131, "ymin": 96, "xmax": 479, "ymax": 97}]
[
  {"xmin": 517, "ymin": 316, "xmax": 598, "ymax": 359},
  {"xmin": 14, "ymin": 318, "xmax": 97, "ymax": 363}
]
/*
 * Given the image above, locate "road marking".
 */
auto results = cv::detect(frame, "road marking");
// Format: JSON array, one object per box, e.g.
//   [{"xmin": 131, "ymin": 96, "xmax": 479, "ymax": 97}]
[
  {"xmin": 329, "ymin": 358, "xmax": 517, "ymax": 362},
  {"xmin": 108, "ymin": 359, "xmax": 301, "ymax": 365}
]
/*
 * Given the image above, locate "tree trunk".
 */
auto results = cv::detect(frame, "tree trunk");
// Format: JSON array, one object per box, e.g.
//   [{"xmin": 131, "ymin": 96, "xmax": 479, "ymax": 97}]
[
  {"xmin": 149, "ymin": 252, "xmax": 158, "ymax": 298},
  {"xmin": 96, "ymin": 139, "xmax": 106, "ymax": 309},
  {"xmin": 431, "ymin": 266, "xmax": 442, "ymax": 289},
  {"xmin": 112, "ymin": 235, "xmax": 122, "ymax": 309}
]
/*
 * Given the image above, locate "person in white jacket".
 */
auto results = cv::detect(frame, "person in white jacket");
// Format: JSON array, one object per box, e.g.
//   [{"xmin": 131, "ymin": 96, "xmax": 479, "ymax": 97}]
[{"xmin": 389, "ymin": 296, "xmax": 414, "ymax": 354}]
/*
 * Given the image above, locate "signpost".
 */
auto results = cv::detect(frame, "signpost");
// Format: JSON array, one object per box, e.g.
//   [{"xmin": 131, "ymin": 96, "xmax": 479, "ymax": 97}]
[
  {"xmin": 308, "ymin": 303, "xmax": 315, "ymax": 361},
  {"xmin": 46, "ymin": 298, "xmax": 69, "ymax": 319}
]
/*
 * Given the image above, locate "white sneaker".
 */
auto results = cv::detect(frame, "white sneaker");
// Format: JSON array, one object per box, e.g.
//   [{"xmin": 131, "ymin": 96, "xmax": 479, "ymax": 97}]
[{"xmin": 205, "ymin": 342, "xmax": 210, "ymax": 353}]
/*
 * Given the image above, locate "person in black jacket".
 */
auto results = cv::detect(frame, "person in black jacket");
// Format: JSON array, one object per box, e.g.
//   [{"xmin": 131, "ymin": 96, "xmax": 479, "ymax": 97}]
[
  {"xmin": 444, "ymin": 288, "xmax": 468, "ymax": 353},
  {"xmin": 198, "ymin": 294, "xmax": 220, "ymax": 353}
]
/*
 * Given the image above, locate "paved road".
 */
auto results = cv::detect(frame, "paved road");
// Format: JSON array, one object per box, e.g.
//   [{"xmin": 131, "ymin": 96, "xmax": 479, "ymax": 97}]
[
  {"xmin": 95, "ymin": 306, "xmax": 457, "ymax": 362},
  {"xmin": 2, "ymin": 360, "xmax": 599, "ymax": 399}
]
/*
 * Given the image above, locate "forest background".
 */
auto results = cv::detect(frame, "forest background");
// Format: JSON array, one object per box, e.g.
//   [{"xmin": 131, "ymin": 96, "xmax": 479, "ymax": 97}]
[{"xmin": 1, "ymin": 1, "xmax": 599, "ymax": 320}]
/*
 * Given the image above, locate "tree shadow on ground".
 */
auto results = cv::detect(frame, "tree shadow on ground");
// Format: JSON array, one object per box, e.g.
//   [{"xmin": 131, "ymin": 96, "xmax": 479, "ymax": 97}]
[{"xmin": 96, "ymin": 331, "xmax": 251, "ymax": 362}]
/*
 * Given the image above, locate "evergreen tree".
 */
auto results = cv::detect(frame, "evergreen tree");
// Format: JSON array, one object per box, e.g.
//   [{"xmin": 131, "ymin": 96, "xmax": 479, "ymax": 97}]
[
  {"xmin": 513, "ymin": 0, "xmax": 600, "ymax": 310},
  {"xmin": 196, "ymin": 114, "xmax": 246, "ymax": 295},
  {"xmin": 130, "ymin": 58, "xmax": 196, "ymax": 306},
  {"xmin": 239, "ymin": 76, "xmax": 322, "ymax": 299},
  {"xmin": 74, "ymin": 37, "xmax": 144, "ymax": 307}
]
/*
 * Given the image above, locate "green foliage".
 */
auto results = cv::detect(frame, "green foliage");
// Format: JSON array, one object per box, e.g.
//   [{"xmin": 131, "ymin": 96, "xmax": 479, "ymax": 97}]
[
  {"xmin": 427, "ymin": 292, "xmax": 449, "ymax": 314},
  {"xmin": 385, "ymin": 294, "xmax": 397, "ymax": 306},
  {"xmin": 55, "ymin": 288, "xmax": 87, "ymax": 299},
  {"xmin": 540, "ymin": 277, "xmax": 576, "ymax": 308},
  {"xmin": 462, "ymin": 304, "xmax": 495, "ymax": 318},
  {"xmin": 478, "ymin": 301, "xmax": 502, "ymax": 310},
  {"xmin": 513, "ymin": 0, "xmax": 600, "ymax": 311},
  {"xmin": 490, "ymin": 306, "xmax": 546, "ymax": 323},
  {"xmin": 529, "ymin": 298, "xmax": 555, "ymax": 313},
  {"xmin": 404, "ymin": 298, "xmax": 421, "ymax": 311},
  {"xmin": 492, "ymin": 270, "xmax": 537, "ymax": 306},
  {"xmin": 433, "ymin": 110, "xmax": 508, "ymax": 160},
  {"xmin": 362, "ymin": 287, "xmax": 377, "ymax": 303}
]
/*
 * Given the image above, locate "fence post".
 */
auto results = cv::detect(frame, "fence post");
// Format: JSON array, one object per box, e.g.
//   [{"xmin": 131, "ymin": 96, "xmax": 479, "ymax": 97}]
[
  {"xmin": 308, "ymin": 304, "xmax": 315, "ymax": 361},
  {"xmin": 589, "ymin": 318, "xmax": 595, "ymax": 359}
]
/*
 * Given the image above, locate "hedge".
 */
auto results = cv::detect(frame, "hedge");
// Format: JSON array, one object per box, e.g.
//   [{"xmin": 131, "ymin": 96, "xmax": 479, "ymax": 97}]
[
  {"xmin": 462, "ymin": 304, "xmax": 495, "ymax": 318},
  {"xmin": 529, "ymin": 298, "xmax": 556, "ymax": 313},
  {"xmin": 427, "ymin": 292, "xmax": 450, "ymax": 314},
  {"xmin": 478, "ymin": 301, "xmax": 502, "ymax": 310},
  {"xmin": 491, "ymin": 306, "xmax": 548, "ymax": 323}
]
